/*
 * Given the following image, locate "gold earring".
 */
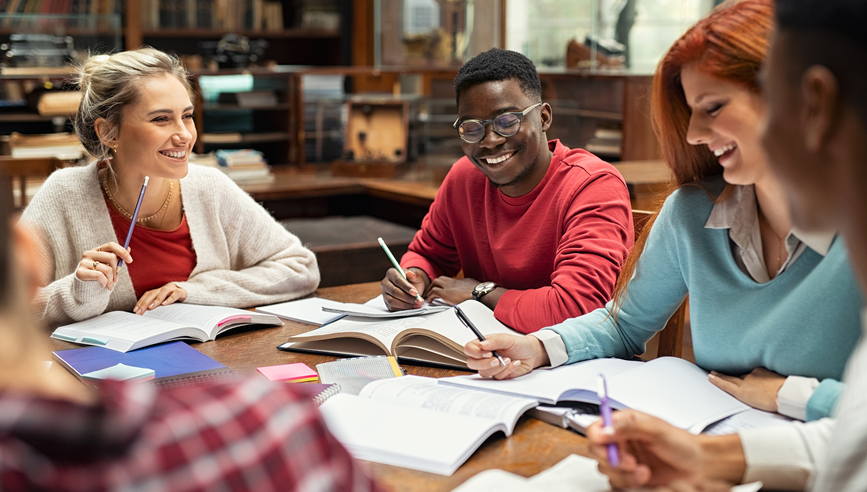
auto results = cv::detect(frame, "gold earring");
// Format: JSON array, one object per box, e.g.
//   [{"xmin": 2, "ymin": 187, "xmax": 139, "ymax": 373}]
[{"xmin": 113, "ymin": 145, "xmax": 118, "ymax": 153}]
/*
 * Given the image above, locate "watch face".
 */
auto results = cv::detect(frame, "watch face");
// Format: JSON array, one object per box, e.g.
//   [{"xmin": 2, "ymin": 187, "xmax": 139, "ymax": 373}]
[{"xmin": 474, "ymin": 282, "xmax": 496, "ymax": 295}]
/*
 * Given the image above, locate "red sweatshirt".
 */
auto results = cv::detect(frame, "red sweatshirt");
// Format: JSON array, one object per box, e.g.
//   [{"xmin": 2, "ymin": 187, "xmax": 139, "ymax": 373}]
[{"xmin": 401, "ymin": 140, "xmax": 633, "ymax": 333}]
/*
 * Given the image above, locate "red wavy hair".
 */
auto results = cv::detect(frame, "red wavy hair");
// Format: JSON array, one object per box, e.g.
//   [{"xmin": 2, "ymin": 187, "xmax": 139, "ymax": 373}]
[{"xmin": 611, "ymin": 0, "xmax": 774, "ymax": 318}]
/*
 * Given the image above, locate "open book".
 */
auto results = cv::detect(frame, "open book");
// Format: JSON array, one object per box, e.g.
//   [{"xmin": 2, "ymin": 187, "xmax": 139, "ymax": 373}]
[
  {"xmin": 278, "ymin": 300, "xmax": 518, "ymax": 369},
  {"xmin": 440, "ymin": 357, "xmax": 750, "ymax": 434},
  {"xmin": 318, "ymin": 375, "xmax": 537, "ymax": 475},
  {"xmin": 51, "ymin": 304, "xmax": 283, "ymax": 353}
]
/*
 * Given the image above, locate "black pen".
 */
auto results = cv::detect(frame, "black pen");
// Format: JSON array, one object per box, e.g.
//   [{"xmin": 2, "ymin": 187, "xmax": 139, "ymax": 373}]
[{"xmin": 454, "ymin": 305, "xmax": 507, "ymax": 368}]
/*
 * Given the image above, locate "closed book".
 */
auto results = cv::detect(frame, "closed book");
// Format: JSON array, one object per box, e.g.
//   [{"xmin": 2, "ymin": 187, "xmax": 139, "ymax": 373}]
[{"xmin": 53, "ymin": 341, "xmax": 235, "ymax": 387}]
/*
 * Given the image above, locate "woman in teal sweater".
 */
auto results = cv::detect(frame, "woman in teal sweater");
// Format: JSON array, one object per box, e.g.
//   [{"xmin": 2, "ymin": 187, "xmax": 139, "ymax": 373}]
[{"xmin": 464, "ymin": 0, "xmax": 862, "ymax": 422}]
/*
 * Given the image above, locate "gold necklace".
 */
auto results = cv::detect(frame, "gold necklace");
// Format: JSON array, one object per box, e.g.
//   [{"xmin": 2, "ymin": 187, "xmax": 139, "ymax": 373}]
[
  {"xmin": 101, "ymin": 173, "xmax": 173, "ymax": 224},
  {"xmin": 759, "ymin": 214, "xmax": 787, "ymax": 267}
]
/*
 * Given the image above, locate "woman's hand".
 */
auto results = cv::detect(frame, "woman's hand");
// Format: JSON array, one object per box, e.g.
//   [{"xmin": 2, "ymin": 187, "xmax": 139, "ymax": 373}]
[
  {"xmin": 75, "ymin": 242, "xmax": 133, "ymax": 290},
  {"xmin": 708, "ymin": 367, "xmax": 786, "ymax": 412},
  {"xmin": 134, "ymin": 282, "xmax": 187, "ymax": 315},
  {"xmin": 464, "ymin": 333, "xmax": 549, "ymax": 379}
]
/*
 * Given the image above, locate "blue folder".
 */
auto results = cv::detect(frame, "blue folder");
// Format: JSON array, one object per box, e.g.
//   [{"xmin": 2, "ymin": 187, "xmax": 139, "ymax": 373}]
[{"xmin": 53, "ymin": 341, "xmax": 234, "ymax": 387}]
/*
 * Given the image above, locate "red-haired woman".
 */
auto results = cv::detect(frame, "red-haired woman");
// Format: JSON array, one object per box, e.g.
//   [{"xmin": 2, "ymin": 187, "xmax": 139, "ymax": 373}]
[{"xmin": 463, "ymin": 0, "xmax": 861, "ymax": 423}]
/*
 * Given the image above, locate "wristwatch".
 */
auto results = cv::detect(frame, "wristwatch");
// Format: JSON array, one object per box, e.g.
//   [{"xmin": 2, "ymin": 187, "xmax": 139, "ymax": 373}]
[{"xmin": 472, "ymin": 281, "xmax": 497, "ymax": 302}]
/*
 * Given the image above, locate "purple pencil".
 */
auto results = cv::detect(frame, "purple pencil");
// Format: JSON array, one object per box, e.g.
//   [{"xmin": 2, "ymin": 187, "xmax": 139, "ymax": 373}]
[
  {"xmin": 117, "ymin": 176, "xmax": 148, "ymax": 269},
  {"xmin": 597, "ymin": 374, "xmax": 620, "ymax": 468}
]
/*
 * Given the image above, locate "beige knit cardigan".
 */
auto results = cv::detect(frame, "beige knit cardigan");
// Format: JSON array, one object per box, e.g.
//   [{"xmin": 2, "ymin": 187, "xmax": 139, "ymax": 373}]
[{"xmin": 21, "ymin": 162, "xmax": 320, "ymax": 326}]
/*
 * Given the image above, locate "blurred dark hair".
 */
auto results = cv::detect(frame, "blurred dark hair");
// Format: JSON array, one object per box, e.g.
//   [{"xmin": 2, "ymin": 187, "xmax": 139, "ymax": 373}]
[
  {"xmin": 775, "ymin": 0, "xmax": 867, "ymax": 126},
  {"xmin": 0, "ymin": 178, "xmax": 10, "ymax": 306}
]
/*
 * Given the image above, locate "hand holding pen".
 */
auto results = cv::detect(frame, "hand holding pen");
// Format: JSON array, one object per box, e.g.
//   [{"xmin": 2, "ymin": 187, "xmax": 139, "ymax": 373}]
[
  {"xmin": 379, "ymin": 237, "xmax": 428, "ymax": 309},
  {"xmin": 454, "ymin": 305, "xmax": 507, "ymax": 368}
]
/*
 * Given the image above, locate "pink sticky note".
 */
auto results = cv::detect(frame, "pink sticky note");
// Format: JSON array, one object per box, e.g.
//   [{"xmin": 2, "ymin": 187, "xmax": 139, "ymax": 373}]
[{"xmin": 257, "ymin": 363, "xmax": 318, "ymax": 382}]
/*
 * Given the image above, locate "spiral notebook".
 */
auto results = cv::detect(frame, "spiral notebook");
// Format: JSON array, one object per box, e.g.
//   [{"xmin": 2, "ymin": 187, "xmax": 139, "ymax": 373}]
[
  {"xmin": 53, "ymin": 341, "xmax": 235, "ymax": 388},
  {"xmin": 316, "ymin": 356, "xmax": 404, "ymax": 395},
  {"xmin": 293, "ymin": 382, "xmax": 343, "ymax": 406}
]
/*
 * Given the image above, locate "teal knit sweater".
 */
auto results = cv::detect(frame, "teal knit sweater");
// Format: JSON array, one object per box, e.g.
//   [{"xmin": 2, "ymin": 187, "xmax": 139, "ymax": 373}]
[{"xmin": 544, "ymin": 176, "xmax": 863, "ymax": 421}]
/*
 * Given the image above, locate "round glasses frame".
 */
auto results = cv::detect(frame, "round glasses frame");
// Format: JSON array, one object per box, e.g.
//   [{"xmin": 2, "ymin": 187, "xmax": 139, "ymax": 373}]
[{"xmin": 453, "ymin": 102, "xmax": 543, "ymax": 144}]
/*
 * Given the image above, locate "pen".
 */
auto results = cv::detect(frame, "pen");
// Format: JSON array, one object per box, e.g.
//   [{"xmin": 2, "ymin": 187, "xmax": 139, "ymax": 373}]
[
  {"xmin": 454, "ymin": 304, "xmax": 507, "ymax": 368},
  {"xmin": 596, "ymin": 374, "xmax": 620, "ymax": 468},
  {"xmin": 117, "ymin": 176, "xmax": 148, "ymax": 269},
  {"xmin": 378, "ymin": 237, "xmax": 424, "ymax": 303}
]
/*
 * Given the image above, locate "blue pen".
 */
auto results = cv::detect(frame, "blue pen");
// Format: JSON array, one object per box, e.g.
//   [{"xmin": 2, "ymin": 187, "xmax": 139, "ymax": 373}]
[
  {"xmin": 597, "ymin": 374, "xmax": 620, "ymax": 468},
  {"xmin": 118, "ymin": 176, "xmax": 148, "ymax": 269}
]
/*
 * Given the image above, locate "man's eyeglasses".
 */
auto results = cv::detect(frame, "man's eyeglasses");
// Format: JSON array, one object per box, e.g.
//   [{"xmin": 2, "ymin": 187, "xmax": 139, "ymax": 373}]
[{"xmin": 453, "ymin": 102, "xmax": 543, "ymax": 144}]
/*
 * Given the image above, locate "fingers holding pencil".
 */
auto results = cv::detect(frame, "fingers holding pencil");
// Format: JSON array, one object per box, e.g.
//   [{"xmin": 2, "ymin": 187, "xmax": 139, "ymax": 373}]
[
  {"xmin": 463, "ymin": 333, "xmax": 546, "ymax": 379},
  {"xmin": 75, "ymin": 242, "xmax": 132, "ymax": 289},
  {"xmin": 381, "ymin": 267, "xmax": 428, "ymax": 311}
]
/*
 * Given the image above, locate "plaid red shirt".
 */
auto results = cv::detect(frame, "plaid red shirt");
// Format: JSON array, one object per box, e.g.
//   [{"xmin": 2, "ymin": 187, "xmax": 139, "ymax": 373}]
[{"xmin": 0, "ymin": 378, "xmax": 380, "ymax": 492}]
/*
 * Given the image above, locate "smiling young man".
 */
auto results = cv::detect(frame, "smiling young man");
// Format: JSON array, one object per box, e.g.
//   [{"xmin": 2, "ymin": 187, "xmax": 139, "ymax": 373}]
[{"xmin": 380, "ymin": 48, "xmax": 633, "ymax": 333}]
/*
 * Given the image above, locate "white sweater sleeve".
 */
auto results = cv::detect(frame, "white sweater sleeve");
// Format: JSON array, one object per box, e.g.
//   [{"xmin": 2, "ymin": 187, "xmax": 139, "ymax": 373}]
[
  {"xmin": 174, "ymin": 167, "xmax": 320, "ymax": 307},
  {"xmin": 738, "ymin": 418, "xmax": 834, "ymax": 490}
]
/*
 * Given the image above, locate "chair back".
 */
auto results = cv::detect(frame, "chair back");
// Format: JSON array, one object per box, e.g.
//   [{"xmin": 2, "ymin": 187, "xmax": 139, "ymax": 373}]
[
  {"xmin": 631, "ymin": 209, "xmax": 687, "ymax": 358},
  {"xmin": 0, "ymin": 156, "xmax": 62, "ymax": 209}
]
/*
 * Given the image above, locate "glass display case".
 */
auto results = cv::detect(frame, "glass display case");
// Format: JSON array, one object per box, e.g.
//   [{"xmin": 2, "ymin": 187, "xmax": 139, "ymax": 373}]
[{"xmin": 374, "ymin": 0, "xmax": 501, "ymax": 66}]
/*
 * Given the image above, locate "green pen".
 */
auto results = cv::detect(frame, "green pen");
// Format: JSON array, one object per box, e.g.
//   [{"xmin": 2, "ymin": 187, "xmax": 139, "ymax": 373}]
[{"xmin": 378, "ymin": 237, "xmax": 424, "ymax": 303}]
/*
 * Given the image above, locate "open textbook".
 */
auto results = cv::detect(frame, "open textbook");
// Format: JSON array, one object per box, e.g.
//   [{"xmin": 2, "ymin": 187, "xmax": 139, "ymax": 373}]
[
  {"xmin": 51, "ymin": 304, "xmax": 283, "ymax": 353},
  {"xmin": 278, "ymin": 300, "xmax": 518, "ymax": 369},
  {"xmin": 441, "ymin": 357, "xmax": 750, "ymax": 434},
  {"xmin": 318, "ymin": 375, "xmax": 537, "ymax": 475}
]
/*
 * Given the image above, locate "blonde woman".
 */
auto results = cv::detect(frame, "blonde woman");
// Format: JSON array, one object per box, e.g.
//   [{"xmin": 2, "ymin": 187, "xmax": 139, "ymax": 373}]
[
  {"xmin": 21, "ymin": 48, "xmax": 319, "ymax": 325},
  {"xmin": 0, "ymin": 192, "xmax": 375, "ymax": 490}
]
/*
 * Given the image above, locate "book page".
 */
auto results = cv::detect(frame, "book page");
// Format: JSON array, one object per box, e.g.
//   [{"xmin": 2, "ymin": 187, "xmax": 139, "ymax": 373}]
[
  {"xmin": 319, "ymin": 392, "xmax": 509, "ymax": 475},
  {"xmin": 144, "ymin": 304, "xmax": 248, "ymax": 331},
  {"xmin": 606, "ymin": 357, "xmax": 750, "ymax": 433},
  {"xmin": 288, "ymin": 315, "xmax": 425, "ymax": 353},
  {"xmin": 702, "ymin": 408, "xmax": 794, "ymax": 436},
  {"xmin": 52, "ymin": 311, "xmax": 197, "ymax": 352},
  {"xmin": 440, "ymin": 358, "xmax": 641, "ymax": 404},
  {"xmin": 360, "ymin": 376, "xmax": 537, "ymax": 434},
  {"xmin": 321, "ymin": 294, "xmax": 450, "ymax": 318}
]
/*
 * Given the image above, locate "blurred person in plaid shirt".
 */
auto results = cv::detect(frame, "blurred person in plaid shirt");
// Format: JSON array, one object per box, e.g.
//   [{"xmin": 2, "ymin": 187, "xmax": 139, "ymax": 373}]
[{"xmin": 0, "ymin": 189, "xmax": 379, "ymax": 490}]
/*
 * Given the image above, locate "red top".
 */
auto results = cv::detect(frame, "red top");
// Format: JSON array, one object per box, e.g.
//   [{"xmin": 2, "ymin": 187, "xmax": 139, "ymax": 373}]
[
  {"xmin": 106, "ymin": 201, "xmax": 197, "ymax": 298},
  {"xmin": 401, "ymin": 140, "xmax": 634, "ymax": 333}
]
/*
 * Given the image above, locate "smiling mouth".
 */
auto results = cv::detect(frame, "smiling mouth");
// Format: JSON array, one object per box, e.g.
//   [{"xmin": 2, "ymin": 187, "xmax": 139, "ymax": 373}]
[
  {"xmin": 160, "ymin": 150, "xmax": 186, "ymax": 159},
  {"xmin": 713, "ymin": 143, "xmax": 736, "ymax": 157},
  {"xmin": 483, "ymin": 152, "xmax": 514, "ymax": 165}
]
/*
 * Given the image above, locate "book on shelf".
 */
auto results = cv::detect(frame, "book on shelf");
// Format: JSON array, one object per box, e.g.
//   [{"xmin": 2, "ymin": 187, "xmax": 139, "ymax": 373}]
[
  {"xmin": 51, "ymin": 304, "xmax": 283, "ymax": 353},
  {"xmin": 318, "ymin": 375, "xmax": 538, "ymax": 475},
  {"xmin": 440, "ymin": 357, "xmax": 751, "ymax": 434},
  {"xmin": 278, "ymin": 299, "xmax": 518, "ymax": 370},
  {"xmin": 9, "ymin": 131, "xmax": 84, "ymax": 160},
  {"xmin": 53, "ymin": 340, "xmax": 235, "ymax": 387}
]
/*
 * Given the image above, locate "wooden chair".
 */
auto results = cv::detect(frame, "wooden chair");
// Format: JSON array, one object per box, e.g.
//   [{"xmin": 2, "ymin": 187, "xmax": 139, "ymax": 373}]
[
  {"xmin": 0, "ymin": 156, "xmax": 62, "ymax": 210},
  {"xmin": 632, "ymin": 210, "xmax": 687, "ymax": 358}
]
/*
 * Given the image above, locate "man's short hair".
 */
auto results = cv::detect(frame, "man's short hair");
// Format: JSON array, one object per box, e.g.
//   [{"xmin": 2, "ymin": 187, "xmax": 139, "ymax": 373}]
[
  {"xmin": 775, "ymin": 0, "xmax": 867, "ymax": 123},
  {"xmin": 454, "ymin": 48, "xmax": 541, "ymax": 106}
]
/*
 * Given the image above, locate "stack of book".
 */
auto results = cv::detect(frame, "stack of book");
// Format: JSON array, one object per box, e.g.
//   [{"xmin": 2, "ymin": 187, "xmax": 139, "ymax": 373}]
[
  {"xmin": 141, "ymin": 0, "xmax": 285, "ymax": 31},
  {"xmin": 583, "ymin": 126, "xmax": 622, "ymax": 158},
  {"xmin": 190, "ymin": 149, "xmax": 274, "ymax": 184},
  {"xmin": 9, "ymin": 132, "xmax": 85, "ymax": 160}
]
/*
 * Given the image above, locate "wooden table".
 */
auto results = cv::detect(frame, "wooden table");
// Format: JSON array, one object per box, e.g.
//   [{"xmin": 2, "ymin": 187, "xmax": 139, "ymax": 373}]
[{"xmin": 48, "ymin": 282, "xmax": 592, "ymax": 492}]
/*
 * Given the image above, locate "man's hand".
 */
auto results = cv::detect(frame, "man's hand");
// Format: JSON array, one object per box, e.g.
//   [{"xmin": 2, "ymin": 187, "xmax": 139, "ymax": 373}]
[
  {"xmin": 586, "ymin": 410, "xmax": 745, "ymax": 489},
  {"xmin": 427, "ymin": 276, "xmax": 479, "ymax": 306},
  {"xmin": 381, "ymin": 267, "xmax": 429, "ymax": 311},
  {"xmin": 464, "ymin": 333, "xmax": 549, "ymax": 379},
  {"xmin": 709, "ymin": 367, "xmax": 786, "ymax": 412}
]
